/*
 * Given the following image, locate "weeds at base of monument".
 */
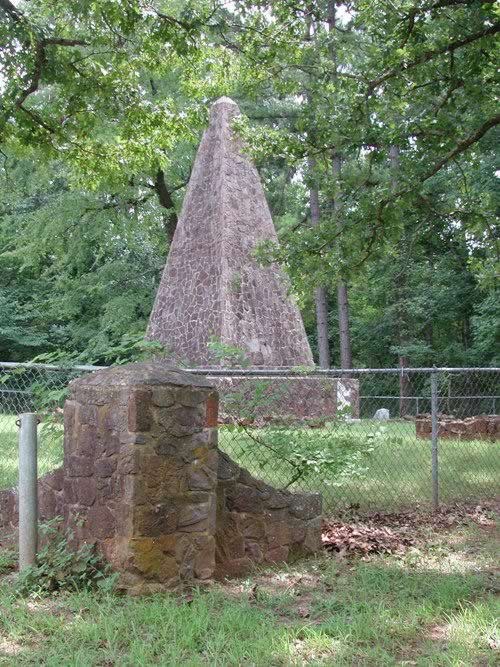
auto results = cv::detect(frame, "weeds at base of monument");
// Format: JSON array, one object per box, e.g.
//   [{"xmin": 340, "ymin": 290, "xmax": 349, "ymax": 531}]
[{"xmin": 15, "ymin": 518, "xmax": 118, "ymax": 596}]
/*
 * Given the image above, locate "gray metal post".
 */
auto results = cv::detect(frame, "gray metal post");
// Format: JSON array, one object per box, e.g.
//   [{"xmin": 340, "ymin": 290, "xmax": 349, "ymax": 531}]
[
  {"xmin": 430, "ymin": 371, "xmax": 439, "ymax": 510},
  {"xmin": 18, "ymin": 413, "xmax": 38, "ymax": 570}
]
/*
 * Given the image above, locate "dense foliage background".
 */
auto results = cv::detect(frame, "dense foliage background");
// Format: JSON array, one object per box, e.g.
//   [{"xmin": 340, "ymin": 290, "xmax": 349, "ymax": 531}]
[{"xmin": 0, "ymin": 0, "xmax": 498, "ymax": 367}]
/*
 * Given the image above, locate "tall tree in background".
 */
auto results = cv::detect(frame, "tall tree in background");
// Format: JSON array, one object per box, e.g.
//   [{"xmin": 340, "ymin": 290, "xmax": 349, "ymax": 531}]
[
  {"xmin": 306, "ymin": 11, "xmax": 330, "ymax": 368},
  {"xmin": 0, "ymin": 0, "xmax": 498, "ymax": 368},
  {"xmin": 229, "ymin": 0, "xmax": 498, "ymax": 366},
  {"xmin": 328, "ymin": 0, "xmax": 352, "ymax": 370},
  {"xmin": 308, "ymin": 156, "xmax": 331, "ymax": 368}
]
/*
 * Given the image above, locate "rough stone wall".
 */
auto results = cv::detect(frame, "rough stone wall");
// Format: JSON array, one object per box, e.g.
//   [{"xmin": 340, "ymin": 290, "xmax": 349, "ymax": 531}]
[
  {"xmin": 146, "ymin": 97, "xmax": 314, "ymax": 368},
  {"xmin": 216, "ymin": 453, "xmax": 321, "ymax": 576},
  {"xmin": 61, "ymin": 363, "xmax": 219, "ymax": 594},
  {"xmin": 0, "ymin": 468, "xmax": 64, "ymax": 532},
  {"xmin": 0, "ymin": 362, "xmax": 322, "ymax": 592},
  {"xmin": 209, "ymin": 376, "xmax": 360, "ymax": 421},
  {"xmin": 416, "ymin": 415, "xmax": 499, "ymax": 441}
]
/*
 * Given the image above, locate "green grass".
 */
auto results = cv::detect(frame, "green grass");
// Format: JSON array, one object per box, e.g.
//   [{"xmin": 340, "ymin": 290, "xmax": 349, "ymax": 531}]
[
  {"xmin": 219, "ymin": 421, "xmax": 499, "ymax": 511},
  {"xmin": 0, "ymin": 415, "xmax": 498, "ymax": 512},
  {"xmin": 0, "ymin": 517, "xmax": 498, "ymax": 665},
  {"xmin": 0, "ymin": 415, "xmax": 62, "ymax": 491}
]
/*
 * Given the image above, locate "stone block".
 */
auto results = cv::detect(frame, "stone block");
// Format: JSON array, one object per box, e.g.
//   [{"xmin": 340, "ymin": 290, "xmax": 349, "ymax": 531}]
[
  {"xmin": 152, "ymin": 387, "xmax": 176, "ymax": 407},
  {"xmin": 289, "ymin": 494, "xmax": 322, "ymax": 520},
  {"xmin": 217, "ymin": 452, "xmax": 240, "ymax": 481},
  {"xmin": 193, "ymin": 535, "xmax": 216, "ymax": 580},
  {"xmin": 95, "ymin": 457, "xmax": 116, "ymax": 478},
  {"xmin": 178, "ymin": 503, "xmax": 210, "ymax": 531},
  {"xmin": 130, "ymin": 538, "xmax": 179, "ymax": 582},
  {"xmin": 303, "ymin": 517, "xmax": 323, "ymax": 553},
  {"xmin": 228, "ymin": 483, "xmax": 263, "ymax": 513},
  {"xmin": 86, "ymin": 506, "xmax": 116, "ymax": 539},
  {"xmin": 0, "ymin": 360, "xmax": 323, "ymax": 594},
  {"xmin": 265, "ymin": 545, "xmax": 289, "ymax": 563},
  {"xmin": 75, "ymin": 477, "xmax": 96, "ymax": 507},
  {"xmin": 187, "ymin": 461, "xmax": 217, "ymax": 491},
  {"xmin": 134, "ymin": 504, "xmax": 178, "ymax": 537},
  {"xmin": 128, "ymin": 389, "xmax": 152, "ymax": 432},
  {"xmin": 245, "ymin": 541, "xmax": 263, "ymax": 562},
  {"xmin": 64, "ymin": 454, "xmax": 94, "ymax": 477},
  {"xmin": 205, "ymin": 393, "xmax": 219, "ymax": 428},
  {"xmin": 266, "ymin": 521, "xmax": 290, "ymax": 547},
  {"xmin": 174, "ymin": 386, "xmax": 207, "ymax": 408},
  {"xmin": 238, "ymin": 515, "xmax": 266, "ymax": 540}
]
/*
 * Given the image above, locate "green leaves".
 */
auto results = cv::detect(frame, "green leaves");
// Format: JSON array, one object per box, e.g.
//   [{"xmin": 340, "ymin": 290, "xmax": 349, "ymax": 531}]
[{"xmin": 15, "ymin": 518, "xmax": 118, "ymax": 596}]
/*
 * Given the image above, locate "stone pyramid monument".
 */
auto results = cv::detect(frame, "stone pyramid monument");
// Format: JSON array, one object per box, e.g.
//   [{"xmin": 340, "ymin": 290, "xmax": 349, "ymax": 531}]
[{"xmin": 147, "ymin": 97, "xmax": 314, "ymax": 367}]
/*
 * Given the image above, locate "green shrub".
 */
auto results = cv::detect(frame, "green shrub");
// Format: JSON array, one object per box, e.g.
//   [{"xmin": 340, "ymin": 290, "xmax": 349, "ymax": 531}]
[
  {"xmin": 234, "ymin": 422, "xmax": 390, "ymax": 489},
  {"xmin": 0, "ymin": 548, "xmax": 17, "ymax": 575},
  {"xmin": 16, "ymin": 519, "xmax": 117, "ymax": 596}
]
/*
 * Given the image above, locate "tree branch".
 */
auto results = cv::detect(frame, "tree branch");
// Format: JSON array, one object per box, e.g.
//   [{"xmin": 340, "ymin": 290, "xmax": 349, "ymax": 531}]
[
  {"xmin": 353, "ymin": 114, "xmax": 499, "ymax": 265},
  {"xmin": 0, "ymin": 0, "xmax": 24, "ymax": 22},
  {"xmin": 154, "ymin": 169, "xmax": 179, "ymax": 243},
  {"xmin": 367, "ymin": 22, "xmax": 499, "ymax": 94},
  {"xmin": 421, "ymin": 113, "xmax": 500, "ymax": 181},
  {"xmin": 15, "ymin": 37, "xmax": 89, "ymax": 110}
]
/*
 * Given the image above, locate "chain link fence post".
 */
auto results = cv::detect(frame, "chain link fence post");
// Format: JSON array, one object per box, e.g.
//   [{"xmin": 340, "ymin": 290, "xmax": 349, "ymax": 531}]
[
  {"xmin": 18, "ymin": 412, "xmax": 38, "ymax": 570},
  {"xmin": 430, "ymin": 369, "xmax": 439, "ymax": 510}
]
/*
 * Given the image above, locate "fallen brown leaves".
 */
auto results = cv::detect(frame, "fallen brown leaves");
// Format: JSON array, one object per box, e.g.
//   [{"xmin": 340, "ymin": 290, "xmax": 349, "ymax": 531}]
[
  {"xmin": 322, "ymin": 519, "xmax": 415, "ymax": 556},
  {"xmin": 322, "ymin": 501, "xmax": 498, "ymax": 557}
]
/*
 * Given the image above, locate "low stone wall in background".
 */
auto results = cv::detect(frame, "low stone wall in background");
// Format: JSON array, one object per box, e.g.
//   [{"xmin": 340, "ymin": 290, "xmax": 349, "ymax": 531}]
[
  {"xmin": 415, "ymin": 414, "xmax": 499, "ymax": 441},
  {"xmin": 207, "ymin": 375, "xmax": 359, "ymax": 421}
]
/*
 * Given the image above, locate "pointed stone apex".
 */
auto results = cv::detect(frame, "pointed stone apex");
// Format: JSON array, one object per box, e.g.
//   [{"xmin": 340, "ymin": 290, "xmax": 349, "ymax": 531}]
[
  {"xmin": 210, "ymin": 97, "xmax": 240, "ymax": 124},
  {"xmin": 213, "ymin": 96, "xmax": 238, "ymax": 106}
]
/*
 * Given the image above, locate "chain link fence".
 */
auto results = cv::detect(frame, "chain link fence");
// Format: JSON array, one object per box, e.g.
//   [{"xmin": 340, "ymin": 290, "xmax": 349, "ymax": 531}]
[{"xmin": 1, "ymin": 362, "xmax": 498, "ymax": 514}]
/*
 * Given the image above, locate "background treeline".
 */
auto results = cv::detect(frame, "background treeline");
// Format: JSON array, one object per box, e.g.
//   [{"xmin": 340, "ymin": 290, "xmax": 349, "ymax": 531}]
[{"xmin": 1, "ymin": 0, "xmax": 498, "ymax": 368}]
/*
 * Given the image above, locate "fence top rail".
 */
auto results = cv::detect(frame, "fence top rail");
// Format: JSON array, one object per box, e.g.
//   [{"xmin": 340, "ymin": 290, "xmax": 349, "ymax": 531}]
[
  {"xmin": 0, "ymin": 361, "xmax": 106, "ymax": 371},
  {"xmin": 0, "ymin": 361, "xmax": 500, "ymax": 377},
  {"xmin": 0, "ymin": 362, "xmax": 498, "ymax": 375},
  {"xmin": 187, "ymin": 367, "xmax": 500, "ymax": 376},
  {"xmin": 356, "ymin": 394, "xmax": 499, "ymax": 399}
]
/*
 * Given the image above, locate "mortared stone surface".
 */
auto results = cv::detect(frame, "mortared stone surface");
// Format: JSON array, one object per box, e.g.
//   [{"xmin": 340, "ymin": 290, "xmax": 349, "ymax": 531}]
[{"xmin": 146, "ymin": 97, "xmax": 313, "ymax": 367}]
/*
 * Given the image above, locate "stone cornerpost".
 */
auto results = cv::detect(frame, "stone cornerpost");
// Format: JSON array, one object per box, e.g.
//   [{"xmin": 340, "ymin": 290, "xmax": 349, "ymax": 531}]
[{"xmin": 63, "ymin": 363, "xmax": 218, "ymax": 594}]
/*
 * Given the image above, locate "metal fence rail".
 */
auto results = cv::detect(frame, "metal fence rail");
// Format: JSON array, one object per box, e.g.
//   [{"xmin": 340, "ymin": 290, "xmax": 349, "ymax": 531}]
[{"xmin": 0, "ymin": 363, "xmax": 498, "ymax": 514}]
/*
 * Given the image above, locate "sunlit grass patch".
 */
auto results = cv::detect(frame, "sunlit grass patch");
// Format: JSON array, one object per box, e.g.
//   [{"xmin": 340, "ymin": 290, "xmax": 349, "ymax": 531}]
[{"xmin": 0, "ymin": 514, "xmax": 498, "ymax": 665}]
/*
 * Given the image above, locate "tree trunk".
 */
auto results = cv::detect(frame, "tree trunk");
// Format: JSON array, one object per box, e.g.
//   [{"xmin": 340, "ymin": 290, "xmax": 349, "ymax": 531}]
[
  {"xmin": 329, "ymin": 2, "xmax": 353, "ymax": 370},
  {"xmin": 149, "ymin": 79, "xmax": 178, "ymax": 244},
  {"xmin": 337, "ymin": 281, "xmax": 352, "ymax": 369},
  {"xmin": 332, "ymin": 153, "xmax": 352, "ymax": 369},
  {"xmin": 154, "ymin": 168, "xmax": 178, "ymax": 243},
  {"xmin": 309, "ymin": 158, "xmax": 331, "ymax": 368},
  {"xmin": 390, "ymin": 144, "xmax": 411, "ymax": 416}
]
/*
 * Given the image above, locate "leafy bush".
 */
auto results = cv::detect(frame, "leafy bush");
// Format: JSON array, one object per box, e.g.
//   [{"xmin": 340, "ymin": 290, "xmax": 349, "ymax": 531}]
[
  {"xmin": 235, "ymin": 421, "xmax": 390, "ymax": 490},
  {"xmin": 16, "ymin": 519, "xmax": 117, "ymax": 596},
  {"xmin": 207, "ymin": 337, "xmax": 250, "ymax": 367},
  {"xmin": 0, "ymin": 548, "xmax": 17, "ymax": 575}
]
